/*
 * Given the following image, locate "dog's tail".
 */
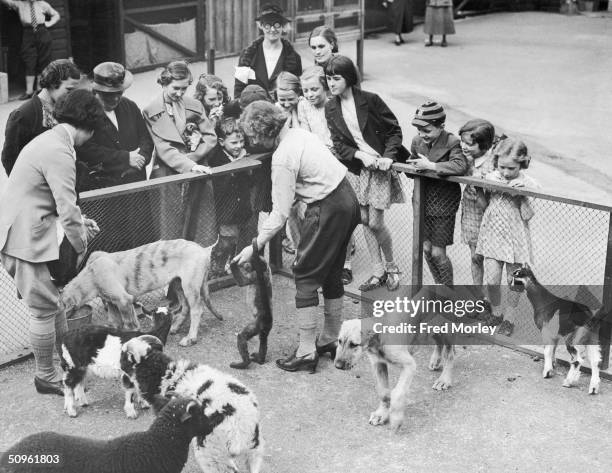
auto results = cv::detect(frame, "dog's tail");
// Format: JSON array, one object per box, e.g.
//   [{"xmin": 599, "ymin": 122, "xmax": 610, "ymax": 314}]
[{"xmin": 202, "ymin": 252, "xmax": 223, "ymax": 321}]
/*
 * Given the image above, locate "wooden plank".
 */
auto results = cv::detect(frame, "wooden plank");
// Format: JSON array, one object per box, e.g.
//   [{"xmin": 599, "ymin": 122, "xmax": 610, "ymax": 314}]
[
  {"xmin": 124, "ymin": 2, "xmax": 198, "ymax": 15},
  {"xmin": 80, "ymin": 158, "xmax": 263, "ymax": 202},
  {"xmin": 392, "ymin": 163, "xmax": 612, "ymax": 212},
  {"xmin": 124, "ymin": 16, "xmax": 196, "ymax": 57}
]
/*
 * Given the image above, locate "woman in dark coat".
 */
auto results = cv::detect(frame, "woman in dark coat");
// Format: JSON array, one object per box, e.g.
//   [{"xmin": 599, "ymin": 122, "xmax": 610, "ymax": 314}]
[
  {"xmin": 384, "ymin": 0, "xmax": 413, "ymax": 46},
  {"xmin": 325, "ymin": 55, "xmax": 408, "ymax": 293},
  {"xmin": 233, "ymin": 4, "xmax": 302, "ymax": 99}
]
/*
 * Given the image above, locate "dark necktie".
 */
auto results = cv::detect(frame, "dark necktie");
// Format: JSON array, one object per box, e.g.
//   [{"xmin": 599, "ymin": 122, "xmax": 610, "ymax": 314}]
[{"xmin": 30, "ymin": 1, "xmax": 38, "ymax": 31}]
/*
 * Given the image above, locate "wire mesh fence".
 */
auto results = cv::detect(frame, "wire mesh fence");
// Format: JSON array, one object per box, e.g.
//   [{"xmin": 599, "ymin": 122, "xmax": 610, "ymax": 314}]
[
  {"xmin": 1, "ymin": 155, "xmax": 611, "ymax": 369},
  {"xmin": 278, "ymin": 166, "xmax": 611, "ymax": 365},
  {"xmin": 0, "ymin": 157, "xmax": 263, "ymax": 358}
]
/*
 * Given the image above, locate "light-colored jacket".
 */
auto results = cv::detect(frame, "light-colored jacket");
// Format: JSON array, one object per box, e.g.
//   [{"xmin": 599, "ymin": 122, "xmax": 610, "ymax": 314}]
[
  {"xmin": 0, "ymin": 126, "xmax": 87, "ymax": 262},
  {"xmin": 142, "ymin": 95, "xmax": 216, "ymax": 178}
]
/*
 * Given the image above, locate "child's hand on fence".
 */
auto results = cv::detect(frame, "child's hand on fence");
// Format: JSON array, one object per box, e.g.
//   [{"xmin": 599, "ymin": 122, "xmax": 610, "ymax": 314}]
[
  {"xmin": 376, "ymin": 157, "xmax": 393, "ymax": 171},
  {"xmin": 356, "ymin": 151, "xmax": 378, "ymax": 169},
  {"xmin": 410, "ymin": 154, "xmax": 436, "ymax": 172},
  {"xmin": 191, "ymin": 164, "xmax": 211, "ymax": 174}
]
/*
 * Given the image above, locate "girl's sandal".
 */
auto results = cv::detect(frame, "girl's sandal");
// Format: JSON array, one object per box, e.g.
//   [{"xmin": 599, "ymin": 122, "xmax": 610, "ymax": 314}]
[
  {"xmin": 358, "ymin": 274, "xmax": 387, "ymax": 292},
  {"xmin": 385, "ymin": 265, "xmax": 402, "ymax": 291}
]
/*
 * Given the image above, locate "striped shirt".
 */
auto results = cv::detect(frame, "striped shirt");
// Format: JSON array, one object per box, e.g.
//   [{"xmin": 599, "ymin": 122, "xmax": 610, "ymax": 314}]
[{"xmin": 1, "ymin": 0, "xmax": 58, "ymax": 26}]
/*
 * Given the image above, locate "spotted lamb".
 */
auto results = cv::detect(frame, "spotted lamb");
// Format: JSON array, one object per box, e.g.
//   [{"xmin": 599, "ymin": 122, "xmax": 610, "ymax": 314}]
[
  {"xmin": 60, "ymin": 306, "xmax": 171, "ymax": 418},
  {"xmin": 122, "ymin": 336, "xmax": 264, "ymax": 473}
]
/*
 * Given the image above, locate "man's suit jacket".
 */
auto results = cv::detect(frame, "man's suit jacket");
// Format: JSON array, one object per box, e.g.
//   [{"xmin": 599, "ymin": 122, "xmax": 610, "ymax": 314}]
[
  {"xmin": 1, "ymin": 94, "xmax": 48, "ymax": 176},
  {"xmin": 234, "ymin": 37, "xmax": 303, "ymax": 99},
  {"xmin": 0, "ymin": 126, "xmax": 87, "ymax": 262},
  {"xmin": 76, "ymin": 96, "xmax": 153, "ymax": 190},
  {"xmin": 325, "ymin": 87, "xmax": 409, "ymax": 175},
  {"xmin": 410, "ymin": 130, "xmax": 467, "ymax": 216},
  {"xmin": 142, "ymin": 95, "xmax": 216, "ymax": 178}
]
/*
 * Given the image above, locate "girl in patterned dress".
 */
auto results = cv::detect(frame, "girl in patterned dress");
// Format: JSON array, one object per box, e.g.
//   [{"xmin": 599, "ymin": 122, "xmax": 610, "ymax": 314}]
[
  {"xmin": 459, "ymin": 119, "xmax": 496, "ymax": 296},
  {"xmin": 476, "ymin": 137, "xmax": 539, "ymax": 336}
]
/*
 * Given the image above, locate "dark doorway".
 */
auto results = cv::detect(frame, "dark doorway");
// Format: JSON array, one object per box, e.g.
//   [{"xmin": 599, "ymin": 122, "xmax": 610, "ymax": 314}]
[{"xmin": 68, "ymin": 0, "xmax": 120, "ymax": 74}]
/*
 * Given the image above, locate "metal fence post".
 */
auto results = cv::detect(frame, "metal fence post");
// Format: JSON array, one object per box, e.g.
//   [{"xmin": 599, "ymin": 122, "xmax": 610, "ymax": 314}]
[
  {"xmin": 410, "ymin": 175, "xmax": 424, "ymax": 297},
  {"xmin": 600, "ymin": 213, "xmax": 612, "ymax": 370}
]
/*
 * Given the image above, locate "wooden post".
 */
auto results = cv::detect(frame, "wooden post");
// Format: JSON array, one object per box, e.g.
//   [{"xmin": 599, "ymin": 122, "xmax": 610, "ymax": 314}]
[
  {"xmin": 410, "ymin": 175, "xmax": 424, "ymax": 297},
  {"xmin": 207, "ymin": 49, "xmax": 215, "ymax": 74},
  {"xmin": 117, "ymin": 0, "xmax": 126, "ymax": 66},
  {"xmin": 600, "ymin": 214, "xmax": 612, "ymax": 370},
  {"xmin": 356, "ymin": 38, "xmax": 364, "ymax": 78}
]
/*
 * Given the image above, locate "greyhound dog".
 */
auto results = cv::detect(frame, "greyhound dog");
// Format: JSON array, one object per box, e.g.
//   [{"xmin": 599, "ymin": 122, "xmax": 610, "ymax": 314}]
[{"xmin": 60, "ymin": 239, "xmax": 223, "ymax": 347}]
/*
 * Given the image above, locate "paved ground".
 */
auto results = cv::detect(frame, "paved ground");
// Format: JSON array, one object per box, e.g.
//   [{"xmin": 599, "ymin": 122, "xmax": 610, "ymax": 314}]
[
  {"xmin": 0, "ymin": 276, "xmax": 611, "ymax": 473},
  {"xmin": 1, "ymin": 11, "xmax": 611, "ymax": 473}
]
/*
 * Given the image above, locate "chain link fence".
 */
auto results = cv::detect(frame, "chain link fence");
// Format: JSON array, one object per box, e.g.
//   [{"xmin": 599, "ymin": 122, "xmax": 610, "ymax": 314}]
[
  {"xmin": 278, "ymin": 166, "xmax": 611, "ymax": 366},
  {"xmin": 0, "ymin": 157, "xmax": 264, "ymax": 359},
  {"xmin": 1, "ymin": 154, "xmax": 610, "ymax": 369}
]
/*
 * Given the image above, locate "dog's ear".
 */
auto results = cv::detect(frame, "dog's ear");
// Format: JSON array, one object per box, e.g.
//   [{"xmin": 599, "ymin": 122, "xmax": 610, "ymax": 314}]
[{"xmin": 523, "ymin": 262, "xmax": 530, "ymax": 270}]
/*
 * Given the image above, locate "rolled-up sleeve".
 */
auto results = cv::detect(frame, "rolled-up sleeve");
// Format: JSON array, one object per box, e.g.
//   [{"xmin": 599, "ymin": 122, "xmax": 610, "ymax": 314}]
[{"xmin": 258, "ymin": 163, "xmax": 296, "ymax": 244}]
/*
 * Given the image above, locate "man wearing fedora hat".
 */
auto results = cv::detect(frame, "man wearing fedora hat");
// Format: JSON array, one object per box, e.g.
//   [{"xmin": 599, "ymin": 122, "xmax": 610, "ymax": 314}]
[
  {"xmin": 76, "ymin": 62, "xmax": 157, "ymax": 253},
  {"xmin": 234, "ymin": 3, "xmax": 302, "ymax": 99},
  {"xmin": 76, "ymin": 62, "xmax": 153, "ymax": 190}
]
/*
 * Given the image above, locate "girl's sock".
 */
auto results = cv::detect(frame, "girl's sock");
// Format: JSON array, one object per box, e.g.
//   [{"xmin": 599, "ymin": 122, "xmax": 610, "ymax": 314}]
[
  {"xmin": 296, "ymin": 309, "xmax": 317, "ymax": 357},
  {"xmin": 320, "ymin": 298, "xmax": 343, "ymax": 346},
  {"xmin": 424, "ymin": 252, "xmax": 441, "ymax": 283},
  {"xmin": 437, "ymin": 259, "xmax": 454, "ymax": 287}
]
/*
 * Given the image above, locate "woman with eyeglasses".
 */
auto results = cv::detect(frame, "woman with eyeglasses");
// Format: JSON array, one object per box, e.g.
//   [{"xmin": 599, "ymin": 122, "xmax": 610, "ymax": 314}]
[{"xmin": 233, "ymin": 3, "xmax": 302, "ymax": 99}]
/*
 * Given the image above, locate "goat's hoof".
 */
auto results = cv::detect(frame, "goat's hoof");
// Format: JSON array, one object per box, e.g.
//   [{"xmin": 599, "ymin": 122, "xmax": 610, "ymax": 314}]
[
  {"xmin": 428, "ymin": 361, "xmax": 442, "ymax": 371},
  {"xmin": 543, "ymin": 369, "xmax": 554, "ymax": 379},
  {"xmin": 368, "ymin": 411, "xmax": 389, "ymax": 426},
  {"xmin": 65, "ymin": 408, "xmax": 78, "ymax": 418},
  {"xmin": 562, "ymin": 380, "xmax": 572, "ymax": 388},
  {"xmin": 588, "ymin": 383, "xmax": 600, "ymax": 395},
  {"xmin": 432, "ymin": 377, "xmax": 452, "ymax": 391},
  {"xmin": 125, "ymin": 408, "xmax": 138, "ymax": 419},
  {"xmin": 179, "ymin": 336, "xmax": 196, "ymax": 347}
]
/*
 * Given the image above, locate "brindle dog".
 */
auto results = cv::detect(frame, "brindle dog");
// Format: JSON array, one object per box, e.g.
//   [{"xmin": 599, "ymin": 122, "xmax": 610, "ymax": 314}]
[{"xmin": 229, "ymin": 238, "xmax": 273, "ymax": 369}]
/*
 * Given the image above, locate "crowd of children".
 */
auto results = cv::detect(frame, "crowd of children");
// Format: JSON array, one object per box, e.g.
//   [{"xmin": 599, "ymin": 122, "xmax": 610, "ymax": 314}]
[{"xmin": 164, "ymin": 19, "xmax": 538, "ymax": 337}]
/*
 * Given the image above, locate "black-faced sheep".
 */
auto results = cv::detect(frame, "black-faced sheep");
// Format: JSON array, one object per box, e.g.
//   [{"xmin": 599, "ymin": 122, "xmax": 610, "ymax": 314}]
[
  {"xmin": 60, "ymin": 306, "xmax": 171, "ymax": 418},
  {"xmin": 121, "ymin": 337, "xmax": 264, "ymax": 473},
  {"xmin": 0, "ymin": 396, "xmax": 221, "ymax": 473}
]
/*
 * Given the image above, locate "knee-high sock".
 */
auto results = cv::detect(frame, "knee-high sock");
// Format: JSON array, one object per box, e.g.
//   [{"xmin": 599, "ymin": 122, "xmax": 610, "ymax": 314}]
[
  {"xmin": 320, "ymin": 298, "xmax": 343, "ymax": 346},
  {"xmin": 437, "ymin": 258, "xmax": 454, "ymax": 287},
  {"xmin": 424, "ymin": 252, "xmax": 441, "ymax": 284},
  {"xmin": 54, "ymin": 309, "xmax": 68, "ymax": 359},
  {"xmin": 29, "ymin": 311, "xmax": 62, "ymax": 381},
  {"xmin": 296, "ymin": 309, "xmax": 317, "ymax": 357}
]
